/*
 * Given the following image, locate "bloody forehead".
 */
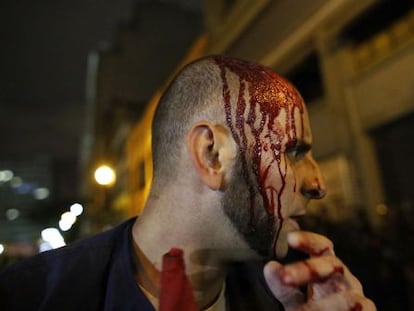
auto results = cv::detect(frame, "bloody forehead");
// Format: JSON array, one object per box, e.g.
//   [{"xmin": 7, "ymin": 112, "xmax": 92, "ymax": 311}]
[
  {"xmin": 213, "ymin": 56, "xmax": 304, "ymax": 119},
  {"xmin": 213, "ymin": 56, "xmax": 305, "ymax": 153}
]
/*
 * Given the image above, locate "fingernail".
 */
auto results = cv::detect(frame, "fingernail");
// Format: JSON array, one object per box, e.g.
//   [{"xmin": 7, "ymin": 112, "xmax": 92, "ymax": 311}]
[
  {"xmin": 279, "ymin": 269, "xmax": 292, "ymax": 284},
  {"xmin": 287, "ymin": 231, "xmax": 300, "ymax": 246}
]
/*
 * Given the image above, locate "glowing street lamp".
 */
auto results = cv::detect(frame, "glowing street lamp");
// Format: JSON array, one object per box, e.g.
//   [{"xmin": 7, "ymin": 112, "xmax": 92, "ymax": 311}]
[{"xmin": 94, "ymin": 165, "xmax": 116, "ymax": 186}]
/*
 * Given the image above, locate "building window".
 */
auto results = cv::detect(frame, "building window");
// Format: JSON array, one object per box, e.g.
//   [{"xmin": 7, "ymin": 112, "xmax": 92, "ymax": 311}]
[
  {"xmin": 339, "ymin": 0, "xmax": 414, "ymax": 46},
  {"xmin": 285, "ymin": 52, "xmax": 324, "ymax": 103}
]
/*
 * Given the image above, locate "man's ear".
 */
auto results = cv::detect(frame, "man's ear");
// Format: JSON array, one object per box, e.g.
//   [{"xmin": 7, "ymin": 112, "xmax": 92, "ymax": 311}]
[{"xmin": 187, "ymin": 121, "xmax": 236, "ymax": 191}]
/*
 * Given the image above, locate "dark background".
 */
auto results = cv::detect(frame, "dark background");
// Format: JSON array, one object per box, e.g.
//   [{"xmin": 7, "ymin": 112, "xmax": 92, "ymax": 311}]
[{"xmin": 0, "ymin": 0, "xmax": 136, "ymax": 193}]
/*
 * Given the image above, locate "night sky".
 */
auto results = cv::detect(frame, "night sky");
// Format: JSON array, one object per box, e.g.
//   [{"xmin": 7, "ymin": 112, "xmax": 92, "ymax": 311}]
[
  {"xmin": 0, "ymin": 0, "xmax": 201, "ymax": 197},
  {"xmin": 0, "ymin": 0, "xmax": 137, "ymax": 158}
]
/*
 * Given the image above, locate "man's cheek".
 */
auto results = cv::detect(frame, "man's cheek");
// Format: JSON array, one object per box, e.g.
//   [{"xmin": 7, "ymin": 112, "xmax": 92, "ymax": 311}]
[
  {"xmin": 258, "ymin": 151, "xmax": 282, "ymax": 215},
  {"xmin": 280, "ymin": 166, "xmax": 298, "ymax": 215},
  {"xmin": 265, "ymin": 174, "xmax": 283, "ymax": 216}
]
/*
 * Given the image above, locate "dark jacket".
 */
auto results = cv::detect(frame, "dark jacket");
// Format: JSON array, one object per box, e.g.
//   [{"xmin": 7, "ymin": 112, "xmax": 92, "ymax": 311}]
[{"xmin": 0, "ymin": 218, "xmax": 282, "ymax": 310}]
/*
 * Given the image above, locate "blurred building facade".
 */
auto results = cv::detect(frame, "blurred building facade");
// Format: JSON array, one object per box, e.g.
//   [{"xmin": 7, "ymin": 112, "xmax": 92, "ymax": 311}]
[
  {"xmin": 0, "ymin": 154, "xmax": 84, "ymax": 258},
  {"xmin": 0, "ymin": 156, "xmax": 54, "ymax": 244}
]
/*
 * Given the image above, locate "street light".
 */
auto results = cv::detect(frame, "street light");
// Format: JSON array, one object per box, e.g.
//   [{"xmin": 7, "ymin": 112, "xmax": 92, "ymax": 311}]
[{"xmin": 94, "ymin": 165, "xmax": 116, "ymax": 186}]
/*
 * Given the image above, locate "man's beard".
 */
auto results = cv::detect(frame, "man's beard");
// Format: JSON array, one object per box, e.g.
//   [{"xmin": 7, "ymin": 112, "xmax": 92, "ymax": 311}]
[{"xmin": 221, "ymin": 155, "xmax": 277, "ymax": 259}]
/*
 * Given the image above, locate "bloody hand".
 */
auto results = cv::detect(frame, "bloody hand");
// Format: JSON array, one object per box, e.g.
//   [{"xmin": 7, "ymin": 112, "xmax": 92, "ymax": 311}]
[{"xmin": 264, "ymin": 231, "xmax": 376, "ymax": 311}]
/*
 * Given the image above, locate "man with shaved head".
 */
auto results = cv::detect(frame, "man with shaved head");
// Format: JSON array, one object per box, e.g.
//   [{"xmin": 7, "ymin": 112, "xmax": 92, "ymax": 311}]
[{"xmin": 0, "ymin": 56, "xmax": 376, "ymax": 310}]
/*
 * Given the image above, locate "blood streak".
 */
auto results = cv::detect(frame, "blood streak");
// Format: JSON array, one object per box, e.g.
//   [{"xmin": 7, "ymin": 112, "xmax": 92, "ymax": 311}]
[
  {"xmin": 350, "ymin": 303, "xmax": 362, "ymax": 311},
  {"xmin": 214, "ymin": 56, "xmax": 305, "ymax": 245},
  {"xmin": 295, "ymin": 243, "xmax": 330, "ymax": 257}
]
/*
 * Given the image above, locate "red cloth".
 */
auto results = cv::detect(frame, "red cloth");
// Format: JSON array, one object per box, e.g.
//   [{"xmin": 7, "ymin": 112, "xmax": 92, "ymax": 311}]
[{"xmin": 159, "ymin": 248, "xmax": 197, "ymax": 311}]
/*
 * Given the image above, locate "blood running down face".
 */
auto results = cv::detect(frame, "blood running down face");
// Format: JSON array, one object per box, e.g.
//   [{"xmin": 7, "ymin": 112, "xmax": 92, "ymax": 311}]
[{"xmin": 215, "ymin": 56, "xmax": 325, "ymax": 259}]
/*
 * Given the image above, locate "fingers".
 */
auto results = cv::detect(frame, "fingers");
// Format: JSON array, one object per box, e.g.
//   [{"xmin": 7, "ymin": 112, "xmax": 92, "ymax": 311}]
[
  {"xmin": 284, "ymin": 232, "xmax": 364, "ymax": 294},
  {"xmin": 266, "ymin": 232, "xmax": 377, "ymax": 310},
  {"xmin": 265, "ymin": 261, "xmax": 376, "ymax": 311},
  {"xmin": 263, "ymin": 261, "xmax": 304, "ymax": 309},
  {"xmin": 291, "ymin": 291, "xmax": 377, "ymax": 311},
  {"xmin": 279, "ymin": 255, "xmax": 344, "ymax": 287},
  {"xmin": 287, "ymin": 231, "xmax": 334, "ymax": 257}
]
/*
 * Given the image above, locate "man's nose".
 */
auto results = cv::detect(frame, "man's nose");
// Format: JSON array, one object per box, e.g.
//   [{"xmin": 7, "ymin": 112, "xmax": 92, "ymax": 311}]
[
  {"xmin": 300, "ymin": 158, "xmax": 326, "ymax": 200},
  {"xmin": 301, "ymin": 178, "xmax": 326, "ymax": 199}
]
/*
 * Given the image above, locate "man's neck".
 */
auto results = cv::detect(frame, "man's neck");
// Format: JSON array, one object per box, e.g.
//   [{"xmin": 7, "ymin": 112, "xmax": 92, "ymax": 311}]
[
  {"xmin": 131, "ymin": 195, "xmax": 228, "ymax": 309},
  {"xmin": 132, "ymin": 239, "xmax": 161, "ymax": 298}
]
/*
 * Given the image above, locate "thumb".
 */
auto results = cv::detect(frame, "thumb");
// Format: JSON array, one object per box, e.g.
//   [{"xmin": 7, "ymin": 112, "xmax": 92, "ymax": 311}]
[{"xmin": 263, "ymin": 261, "xmax": 304, "ymax": 310}]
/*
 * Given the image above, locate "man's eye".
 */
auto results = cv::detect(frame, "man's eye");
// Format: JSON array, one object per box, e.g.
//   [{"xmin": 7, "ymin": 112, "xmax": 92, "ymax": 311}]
[
  {"xmin": 287, "ymin": 145, "xmax": 310, "ymax": 160},
  {"xmin": 287, "ymin": 148, "xmax": 305, "ymax": 160}
]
